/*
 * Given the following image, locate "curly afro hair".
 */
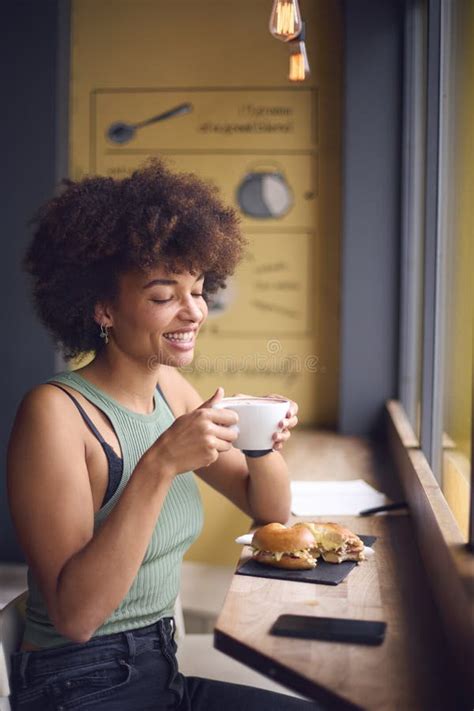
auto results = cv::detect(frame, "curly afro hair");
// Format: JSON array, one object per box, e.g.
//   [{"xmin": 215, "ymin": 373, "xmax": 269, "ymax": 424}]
[{"xmin": 24, "ymin": 158, "xmax": 246, "ymax": 359}]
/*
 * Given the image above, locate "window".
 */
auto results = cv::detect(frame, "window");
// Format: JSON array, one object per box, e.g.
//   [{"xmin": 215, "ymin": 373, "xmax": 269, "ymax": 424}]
[
  {"xmin": 400, "ymin": 0, "xmax": 473, "ymax": 543},
  {"xmin": 438, "ymin": 0, "xmax": 473, "ymax": 540}
]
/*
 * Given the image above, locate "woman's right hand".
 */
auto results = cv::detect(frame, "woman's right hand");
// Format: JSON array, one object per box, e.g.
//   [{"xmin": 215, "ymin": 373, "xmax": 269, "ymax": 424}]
[{"xmin": 148, "ymin": 387, "xmax": 238, "ymax": 477}]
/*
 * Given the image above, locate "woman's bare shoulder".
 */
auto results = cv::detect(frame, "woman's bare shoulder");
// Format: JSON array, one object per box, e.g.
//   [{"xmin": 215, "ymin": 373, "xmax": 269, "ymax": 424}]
[
  {"xmin": 12, "ymin": 382, "xmax": 77, "ymax": 428},
  {"xmin": 8, "ymin": 383, "xmax": 86, "ymax": 473}
]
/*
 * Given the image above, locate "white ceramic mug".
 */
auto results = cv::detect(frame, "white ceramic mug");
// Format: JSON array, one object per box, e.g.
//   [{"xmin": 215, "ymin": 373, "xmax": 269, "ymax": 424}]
[{"xmin": 213, "ymin": 396, "xmax": 290, "ymax": 453}]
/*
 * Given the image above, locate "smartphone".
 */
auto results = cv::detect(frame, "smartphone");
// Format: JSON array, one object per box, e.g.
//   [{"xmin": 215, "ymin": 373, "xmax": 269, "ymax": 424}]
[{"xmin": 270, "ymin": 614, "xmax": 386, "ymax": 645}]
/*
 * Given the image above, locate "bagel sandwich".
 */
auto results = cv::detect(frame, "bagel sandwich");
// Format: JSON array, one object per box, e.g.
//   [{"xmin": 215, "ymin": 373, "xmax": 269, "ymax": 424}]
[
  {"xmin": 303, "ymin": 522, "xmax": 365, "ymax": 563},
  {"xmin": 251, "ymin": 523, "xmax": 318, "ymax": 570}
]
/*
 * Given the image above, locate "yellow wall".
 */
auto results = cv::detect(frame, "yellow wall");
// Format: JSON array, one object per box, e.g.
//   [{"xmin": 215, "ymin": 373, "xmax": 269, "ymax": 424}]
[
  {"xmin": 441, "ymin": 0, "xmax": 473, "ymax": 539},
  {"xmin": 70, "ymin": 0, "xmax": 343, "ymax": 564}
]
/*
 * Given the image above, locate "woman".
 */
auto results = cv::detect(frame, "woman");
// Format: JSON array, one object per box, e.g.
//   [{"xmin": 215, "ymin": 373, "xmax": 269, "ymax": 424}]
[{"xmin": 7, "ymin": 159, "xmax": 321, "ymax": 710}]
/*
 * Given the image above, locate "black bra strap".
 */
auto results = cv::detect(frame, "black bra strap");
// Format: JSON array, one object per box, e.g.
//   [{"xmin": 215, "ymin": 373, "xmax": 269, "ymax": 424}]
[
  {"xmin": 49, "ymin": 383, "xmax": 106, "ymax": 444},
  {"xmin": 156, "ymin": 382, "xmax": 174, "ymax": 414}
]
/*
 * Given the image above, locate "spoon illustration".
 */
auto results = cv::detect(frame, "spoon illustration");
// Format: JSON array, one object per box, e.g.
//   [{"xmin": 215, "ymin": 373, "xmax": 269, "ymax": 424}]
[{"xmin": 106, "ymin": 102, "xmax": 193, "ymax": 144}]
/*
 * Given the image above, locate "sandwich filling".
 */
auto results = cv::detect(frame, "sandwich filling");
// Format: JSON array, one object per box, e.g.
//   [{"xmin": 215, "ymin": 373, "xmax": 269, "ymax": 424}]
[
  {"xmin": 251, "ymin": 547, "xmax": 318, "ymax": 566},
  {"xmin": 303, "ymin": 523, "xmax": 365, "ymax": 563}
]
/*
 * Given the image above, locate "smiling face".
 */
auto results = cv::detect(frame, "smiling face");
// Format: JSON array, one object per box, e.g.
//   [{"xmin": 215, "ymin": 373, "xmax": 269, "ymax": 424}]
[{"xmin": 98, "ymin": 265, "xmax": 208, "ymax": 368}]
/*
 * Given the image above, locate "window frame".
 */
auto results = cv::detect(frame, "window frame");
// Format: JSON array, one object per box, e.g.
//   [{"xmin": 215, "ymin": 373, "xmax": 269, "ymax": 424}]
[
  {"xmin": 399, "ymin": 0, "xmax": 427, "ymax": 434},
  {"xmin": 419, "ymin": 0, "xmax": 444, "ymax": 479}
]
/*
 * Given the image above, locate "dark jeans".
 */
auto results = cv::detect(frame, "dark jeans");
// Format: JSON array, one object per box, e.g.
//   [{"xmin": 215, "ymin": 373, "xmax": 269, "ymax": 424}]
[{"xmin": 10, "ymin": 618, "xmax": 322, "ymax": 710}]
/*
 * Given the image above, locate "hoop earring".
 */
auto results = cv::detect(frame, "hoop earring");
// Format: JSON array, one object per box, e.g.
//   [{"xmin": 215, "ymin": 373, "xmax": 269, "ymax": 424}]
[{"xmin": 99, "ymin": 323, "xmax": 110, "ymax": 345}]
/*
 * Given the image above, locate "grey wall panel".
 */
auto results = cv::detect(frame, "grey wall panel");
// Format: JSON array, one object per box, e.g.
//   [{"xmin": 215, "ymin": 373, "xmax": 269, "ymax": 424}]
[
  {"xmin": 339, "ymin": 0, "xmax": 404, "ymax": 435},
  {"xmin": 0, "ymin": 1, "xmax": 58, "ymax": 561}
]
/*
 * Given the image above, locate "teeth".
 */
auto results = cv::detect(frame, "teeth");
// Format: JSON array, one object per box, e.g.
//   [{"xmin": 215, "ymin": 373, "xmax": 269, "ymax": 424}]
[{"xmin": 163, "ymin": 331, "xmax": 194, "ymax": 342}]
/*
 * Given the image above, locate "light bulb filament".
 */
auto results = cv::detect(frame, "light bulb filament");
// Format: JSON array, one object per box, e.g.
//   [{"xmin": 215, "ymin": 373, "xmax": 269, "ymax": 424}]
[
  {"xmin": 277, "ymin": 2, "xmax": 295, "ymax": 37},
  {"xmin": 289, "ymin": 52, "xmax": 305, "ymax": 82}
]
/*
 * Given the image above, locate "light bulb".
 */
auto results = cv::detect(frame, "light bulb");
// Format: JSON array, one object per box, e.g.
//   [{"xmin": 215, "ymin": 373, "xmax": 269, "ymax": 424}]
[
  {"xmin": 289, "ymin": 41, "xmax": 310, "ymax": 82},
  {"xmin": 269, "ymin": 0, "xmax": 303, "ymax": 42}
]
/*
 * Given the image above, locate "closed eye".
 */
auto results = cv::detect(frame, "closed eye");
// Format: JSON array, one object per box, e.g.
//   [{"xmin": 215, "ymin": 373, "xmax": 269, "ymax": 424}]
[{"xmin": 151, "ymin": 293, "xmax": 204, "ymax": 304}]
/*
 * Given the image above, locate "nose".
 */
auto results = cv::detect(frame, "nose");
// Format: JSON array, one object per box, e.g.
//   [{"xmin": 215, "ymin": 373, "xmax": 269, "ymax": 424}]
[{"xmin": 178, "ymin": 294, "xmax": 204, "ymax": 323}]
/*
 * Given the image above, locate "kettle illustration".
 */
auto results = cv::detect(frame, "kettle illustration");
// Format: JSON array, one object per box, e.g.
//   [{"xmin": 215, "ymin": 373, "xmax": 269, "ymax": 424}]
[{"xmin": 236, "ymin": 163, "xmax": 293, "ymax": 219}]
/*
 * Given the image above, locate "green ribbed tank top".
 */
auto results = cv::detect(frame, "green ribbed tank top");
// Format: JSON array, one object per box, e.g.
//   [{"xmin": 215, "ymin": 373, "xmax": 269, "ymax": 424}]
[{"xmin": 24, "ymin": 371, "xmax": 203, "ymax": 648}]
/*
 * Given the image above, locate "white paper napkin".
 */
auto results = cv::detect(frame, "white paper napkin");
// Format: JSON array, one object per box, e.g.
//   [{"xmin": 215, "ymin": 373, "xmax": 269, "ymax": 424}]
[{"xmin": 290, "ymin": 479, "xmax": 388, "ymax": 516}]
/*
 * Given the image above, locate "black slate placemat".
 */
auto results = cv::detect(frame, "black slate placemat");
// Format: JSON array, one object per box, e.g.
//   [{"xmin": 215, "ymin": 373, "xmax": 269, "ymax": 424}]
[{"xmin": 236, "ymin": 535, "xmax": 377, "ymax": 586}]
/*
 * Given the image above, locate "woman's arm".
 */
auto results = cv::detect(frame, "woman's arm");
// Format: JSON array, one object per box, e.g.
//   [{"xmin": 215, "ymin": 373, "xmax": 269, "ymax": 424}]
[
  {"xmin": 8, "ymin": 385, "xmax": 175, "ymax": 643},
  {"xmin": 7, "ymin": 383, "xmax": 235, "ymax": 643},
  {"xmin": 199, "ymin": 446, "xmax": 292, "ymax": 524},
  {"xmin": 159, "ymin": 368, "xmax": 293, "ymax": 524}
]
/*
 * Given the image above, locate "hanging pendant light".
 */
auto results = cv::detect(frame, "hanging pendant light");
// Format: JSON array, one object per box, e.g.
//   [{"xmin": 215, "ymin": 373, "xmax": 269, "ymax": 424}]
[
  {"xmin": 288, "ymin": 23, "xmax": 310, "ymax": 82},
  {"xmin": 269, "ymin": 0, "xmax": 303, "ymax": 42}
]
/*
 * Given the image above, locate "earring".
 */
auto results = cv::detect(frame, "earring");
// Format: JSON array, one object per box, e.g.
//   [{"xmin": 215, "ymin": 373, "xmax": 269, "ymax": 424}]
[{"xmin": 99, "ymin": 323, "xmax": 110, "ymax": 345}]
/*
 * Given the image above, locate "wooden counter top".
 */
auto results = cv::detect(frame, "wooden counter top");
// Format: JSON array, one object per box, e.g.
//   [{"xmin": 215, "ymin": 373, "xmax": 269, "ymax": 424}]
[{"xmin": 214, "ymin": 431, "xmax": 463, "ymax": 710}]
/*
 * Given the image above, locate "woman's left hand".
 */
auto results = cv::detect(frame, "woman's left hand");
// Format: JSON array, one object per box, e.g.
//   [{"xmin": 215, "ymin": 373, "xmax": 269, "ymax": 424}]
[
  {"xmin": 230, "ymin": 393, "xmax": 299, "ymax": 451},
  {"xmin": 266, "ymin": 394, "xmax": 298, "ymax": 451}
]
